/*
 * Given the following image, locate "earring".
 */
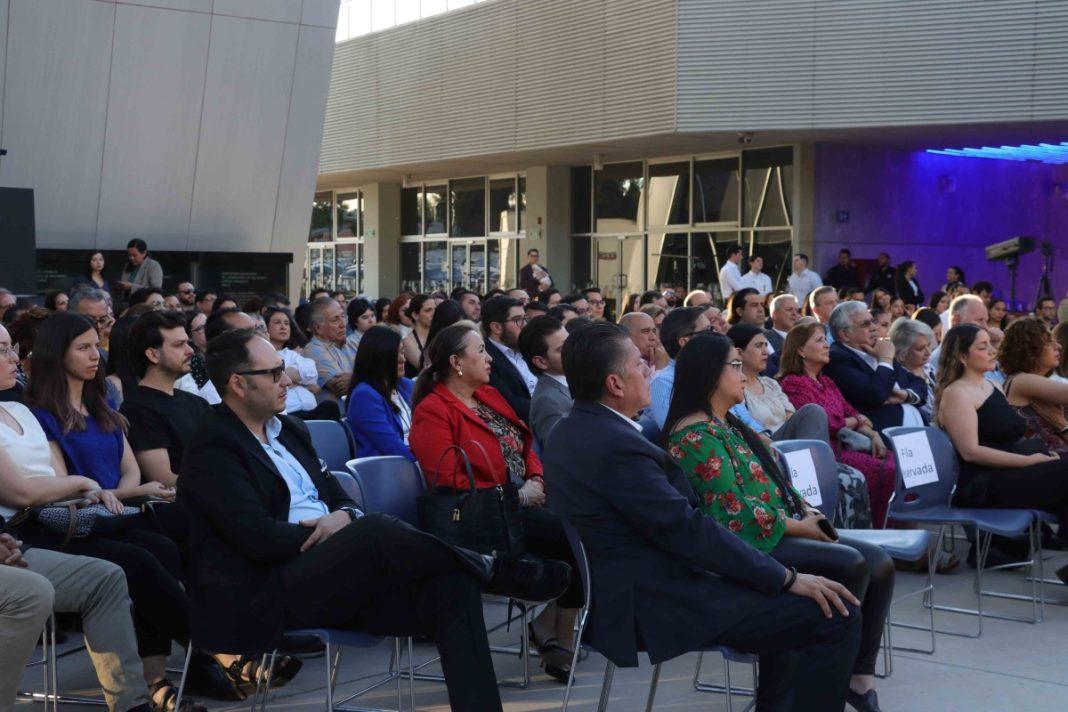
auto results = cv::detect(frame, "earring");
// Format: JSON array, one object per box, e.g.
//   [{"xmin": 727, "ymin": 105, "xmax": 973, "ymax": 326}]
[{"xmin": 457, "ymin": 368, "xmax": 464, "ymax": 377}]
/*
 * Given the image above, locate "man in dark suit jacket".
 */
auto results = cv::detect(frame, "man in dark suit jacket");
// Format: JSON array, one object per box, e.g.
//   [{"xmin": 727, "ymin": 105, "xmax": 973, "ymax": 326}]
[
  {"xmin": 482, "ymin": 296, "xmax": 535, "ymax": 424},
  {"xmin": 519, "ymin": 315, "xmax": 572, "ymax": 445},
  {"xmin": 543, "ymin": 322, "xmax": 861, "ymax": 711},
  {"xmin": 763, "ymin": 294, "xmax": 800, "ymax": 377},
  {"xmin": 178, "ymin": 329, "xmax": 504, "ymax": 711},
  {"xmin": 823, "ymin": 301, "xmax": 926, "ymax": 433},
  {"xmin": 518, "ymin": 248, "xmax": 552, "ymax": 296}
]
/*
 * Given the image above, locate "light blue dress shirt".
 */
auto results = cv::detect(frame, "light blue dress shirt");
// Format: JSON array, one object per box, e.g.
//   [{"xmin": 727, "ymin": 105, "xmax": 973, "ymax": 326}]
[
  {"xmin": 258, "ymin": 417, "xmax": 330, "ymax": 523},
  {"xmin": 649, "ymin": 360, "xmax": 768, "ymax": 433}
]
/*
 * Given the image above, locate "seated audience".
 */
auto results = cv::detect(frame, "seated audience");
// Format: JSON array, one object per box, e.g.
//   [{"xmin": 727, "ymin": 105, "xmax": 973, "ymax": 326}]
[
  {"xmin": 481, "ymin": 296, "xmax": 536, "ymax": 424},
  {"xmin": 345, "ymin": 325, "xmax": 415, "ymax": 460},
  {"xmin": 683, "ymin": 289, "xmax": 712, "ymax": 308},
  {"xmin": 809, "ymin": 286, "xmax": 839, "ymax": 342},
  {"xmin": 426, "ymin": 299, "xmax": 465, "ymax": 349},
  {"xmin": 45, "ymin": 290, "xmax": 69, "ymax": 311},
  {"xmin": 455, "ymin": 290, "xmax": 482, "ymax": 323},
  {"xmin": 177, "ymin": 328, "xmax": 513, "ymax": 710},
  {"xmin": 507, "ymin": 288, "xmax": 531, "ymax": 306},
  {"xmin": 971, "ymin": 281, "xmax": 994, "ymax": 306},
  {"xmin": 194, "ymin": 290, "xmax": 216, "ymax": 315},
  {"xmin": 561, "ymin": 293, "xmax": 590, "ymax": 318},
  {"xmin": 383, "ymin": 293, "xmax": 414, "ymax": 338},
  {"xmin": 664, "ymin": 331, "xmax": 892, "ymax": 712},
  {"xmin": 936, "ymin": 324, "xmax": 1068, "ymax": 584},
  {"xmin": 401, "ymin": 294, "xmax": 437, "ymax": 378},
  {"xmin": 911, "ymin": 307, "xmax": 944, "ymax": 344},
  {"xmin": 345, "ymin": 298, "xmax": 377, "ymax": 349},
  {"xmin": 824, "ymin": 302, "xmax": 927, "ymax": 433},
  {"xmin": 619, "ymin": 311, "xmax": 668, "ymax": 373},
  {"xmin": 372, "ymin": 297, "xmax": 391, "ymax": 323},
  {"xmin": 128, "ymin": 288, "xmax": 166, "ymax": 311},
  {"xmin": 71, "ymin": 288, "xmax": 114, "ymax": 351},
  {"xmin": 987, "ymin": 298, "xmax": 1008, "ymax": 330},
  {"xmin": 765, "ymin": 294, "xmax": 800, "ymax": 355},
  {"xmin": 519, "ymin": 316, "xmax": 571, "ymax": 445},
  {"xmin": 1053, "ymin": 322, "xmax": 1068, "ymax": 384},
  {"xmin": 543, "ymin": 321, "xmax": 861, "ymax": 711},
  {"xmin": 928, "ymin": 295, "xmax": 988, "ymax": 375},
  {"xmin": 304, "ymin": 297, "xmax": 357, "ymax": 399},
  {"xmin": 889, "ymin": 298, "xmax": 906, "ymax": 321},
  {"xmin": 726, "ymin": 287, "xmax": 766, "ymax": 328},
  {"xmin": 525, "ymin": 300, "xmax": 549, "ymax": 317},
  {"xmin": 537, "ymin": 288, "xmax": 562, "ymax": 308},
  {"xmin": 998, "ymin": 317, "xmax": 1068, "ymax": 456},
  {"xmin": 929, "ymin": 291, "xmax": 949, "ymax": 315},
  {"xmin": 779, "ymin": 321, "xmax": 897, "ymax": 528},
  {"xmin": 1036, "ymin": 295, "xmax": 1057, "ymax": 330},
  {"xmin": 872, "ymin": 308, "xmax": 891, "ymax": 339},
  {"xmin": 408, "ymin": 323, "xmax": 579, "ymax": 682},
  {"xmin": 547, "ymin": 303, "xmax": 579, "ymax": 324},
  {"xmin": 871, "ymin": 287, "xmax": 892, "ymax": 314},
  {"xmin": 889, "ymin": 318, "xmax": 937, "ymax": 424},
  {"xmin": 211, "ymin": 296, "xmax": 238, "ymax": 313},
  {"xmin": 621, "ymin": 293, "xmax": 641, "ymax": 315},
  {"xmin": 581, "ymin": 287, "xmax": 606, "ymax": 319}
]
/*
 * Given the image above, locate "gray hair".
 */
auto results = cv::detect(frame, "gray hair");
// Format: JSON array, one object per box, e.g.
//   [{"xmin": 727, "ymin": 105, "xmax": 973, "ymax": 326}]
[
  {"xmin": 949, "ymin": 294, "xmax": 984, "ymax": 320},
  {"xmin": 617, "ymin": 311, "xmax": 651, "ymax": 335},
  {"xmin": 69, "ymin": 288, "xmax": 109, "ymax": 313},
  {"xmin": 770, "ymin": 293, "xmax": 798, "ymax": 315},
  {"xmin": 309, "ymin": 296, "xmax": 338, "ymax": 329},
  {"xmin": 828, "ymin": 300, "xmax": 869, "ymax": 341},
  {"xmin": 888, "ymin": 317, "xmax": 935, "ymax": 359},
  {"xmin": 0, "ymin": 288, "xmax": 12, "ymax": 298}
]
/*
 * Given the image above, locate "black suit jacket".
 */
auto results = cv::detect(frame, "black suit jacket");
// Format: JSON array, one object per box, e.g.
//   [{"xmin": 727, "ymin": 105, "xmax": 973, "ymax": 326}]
[
  {"xmin": 865, "ymin": 266, "xmax": 895, "ymax": 295},
  {"xmin": 824, "ymin": 343, "xmax": 913, "ymax": 433},
  {"xmin": 894, "ymin": 277, "xmax": 924, "ymax": 307},
  {"xmin": 542, "ymin": 401, "xmax": 786, "ymax": 667},
  {"xmin": 484, "ymin": 339, "xmax": 532, "ymax": 424},
  {"xmin": 177, "ymin": 404, "xmax": 357, "ymax": 653}
]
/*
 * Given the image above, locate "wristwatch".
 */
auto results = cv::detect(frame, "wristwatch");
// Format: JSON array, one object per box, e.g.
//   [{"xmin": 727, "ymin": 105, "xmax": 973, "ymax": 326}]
[{"xmin": 338, "ymin": 506, "xmax": 362, "ymax": 522}]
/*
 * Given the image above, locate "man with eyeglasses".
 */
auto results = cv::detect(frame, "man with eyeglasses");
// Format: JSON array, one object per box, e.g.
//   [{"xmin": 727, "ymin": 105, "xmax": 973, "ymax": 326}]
[
  {"xmin": 178, "ymin": 329, "xmax": 507, "ymax": 711},
  {"xmin": 482, "ymin": 295, "xmax": 536, "ymax": 424},
  {"xmin": 70, "ymin": 288, "xmax": 115, "ymax": 359},
  {"xmin": 561, "ymin": 293, "xmax": 590, "ymax": 318},
  {"xmin": 824, "ymin": 301, "xmax": 926, "ymax": 435},
  {"xmin": 176, "ymin": 282, "xmax": 197, "ymax": 309},
  {"xmin": 581, "ymin": 287, "xmax": 606, "ymax": 320}
]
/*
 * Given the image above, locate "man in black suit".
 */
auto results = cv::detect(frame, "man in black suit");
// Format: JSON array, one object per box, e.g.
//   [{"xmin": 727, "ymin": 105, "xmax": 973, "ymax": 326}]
[
  {"xmin": 519, "ymin": 248, "xmax": 552, "ymax": 297},
  {"xmin": 543, "ymin": 322, "xmax": 861, "ymax": 711},
  {"xmin": 823, "ymin": 301, "xmax": 926, "ymax": 434},
  {"xmin": 178, "ymin": 329, "xmax": 507, "ymax": 711},
  {"xmin": 482, "ymin": 295, "xmax": 536, "ymax": 424},
  {"xmin": 824, "ymin": 248, "xmax": 862, "ymax": 291}
]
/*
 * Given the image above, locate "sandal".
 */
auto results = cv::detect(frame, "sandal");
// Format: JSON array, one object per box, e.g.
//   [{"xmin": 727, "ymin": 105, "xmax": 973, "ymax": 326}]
[
  {"xmin": 528, "ymin": 623, "xmax": 573, "ymax": 684},
  {"xmin": 148, "ymin": 678, "xmax": 207, "ymax": 712},
  {"xmin": 215, "ymin": 654, "xmax": 304, "ymax": 700}
]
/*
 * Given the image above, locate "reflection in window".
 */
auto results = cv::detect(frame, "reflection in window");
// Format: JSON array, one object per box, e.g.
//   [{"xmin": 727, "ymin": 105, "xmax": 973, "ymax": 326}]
[
  {"xmin": 571, "ymin": 236, "xmax": 592, "ymax": 292},
  {"xmin": 749, "ymin": 229, "xmax": 793, "ymax": 292},
  {"xmin": 594, "ymin": 162, "xmax": 643, "ymax": 234},
  {"xmin": 517, "ymin": 177, "xmax": 526, "ymax": 232},
  {"xmin": 401, "ymin": 187, "xmax": 422, "ymax": 235},
  {"xmin": 451, "ymin": 244, "xmax": 467, "ymax": 287},
  {"xmin": 450, "ymin": 177, "xmax": 485, "ymax": 237},
  {"xmin": 470, "ymin": 243, "xmax": 486, "ymax": 294},
  {"xmin": 424, "ymin": 185, "xmax": 447, "ymax": 234},
  {"xmin": 487, "ymin": 239, "xmax": 502, "ymax": 291},
  {"xmin": 694, "ymin": 158, "xmax": 739, "ymax": 224},
  {"xmin": 649, "ymin": 233, "xmax": 689, "ymax": 292},
  {"xmin": 689, "ymin": 233, "xmax": 719, "ymax": 293},
  {"xmin": 336, "ymin": 243, "xmax": 359, "ymax": 293},
  {"xmin": 322, "ymin": 245, "xmax": 336, "ymax": 289},
  {"xmin": 401, "ymin": 242, "xmax": 422, "ymax": 293},
  {"xmin": 743, "ymin": 147, "xmax": 793, "ymax": 228},
  {"xmin": 490, "ymin": 178, "xmax": 517, "ymax": 233},
  {"xmin": 309, "ymin": 191, "xmax": 333, "ymax": 242},
  {"xmin": 647, "ymin": 163, "xmax": 689, "ymax": 226},
  {"xmin": 424, "ymin": 241, "xmax": 448, "ymax": 293},
  {"xmin": 337, "ymin": 192, "xmax": 362, "ymax": 238},
  {"xmin": 571, "ymin": 167, "xmax": 591, "ymax": 233}
]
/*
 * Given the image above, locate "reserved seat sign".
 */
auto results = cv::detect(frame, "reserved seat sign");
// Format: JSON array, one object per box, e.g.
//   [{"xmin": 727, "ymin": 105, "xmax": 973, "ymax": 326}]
[
  {"xmin": 782, "ymin": 449, "xmax": 822, "ymax": 508},
  {"xmin": 893, "ymin": 431, "xmax": 939, "ymax": 489}
]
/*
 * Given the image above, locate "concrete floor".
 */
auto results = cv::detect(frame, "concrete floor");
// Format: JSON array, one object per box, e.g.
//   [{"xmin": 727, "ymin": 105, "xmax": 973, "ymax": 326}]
[{"xmin": 17, "ymin": 544, "xmax": 1068, "ymax": 711}]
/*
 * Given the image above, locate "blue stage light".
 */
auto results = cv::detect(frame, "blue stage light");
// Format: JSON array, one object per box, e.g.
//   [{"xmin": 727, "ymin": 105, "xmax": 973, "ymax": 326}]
[{"xmin": 926, "ymin": 142, "xmax": 1068, "ymax": 164}]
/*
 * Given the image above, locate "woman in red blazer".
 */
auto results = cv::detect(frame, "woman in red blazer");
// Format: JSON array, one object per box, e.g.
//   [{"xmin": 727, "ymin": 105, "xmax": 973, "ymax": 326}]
[{"xmin": 410, "ymin": 321, "xmax": 580, "ymax": 683}]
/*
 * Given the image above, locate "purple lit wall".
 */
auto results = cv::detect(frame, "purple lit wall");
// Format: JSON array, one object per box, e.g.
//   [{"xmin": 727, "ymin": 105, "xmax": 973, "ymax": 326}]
[{"xmin": 813, "ymin": 143, "xmax": 1068, "ymax": 310}]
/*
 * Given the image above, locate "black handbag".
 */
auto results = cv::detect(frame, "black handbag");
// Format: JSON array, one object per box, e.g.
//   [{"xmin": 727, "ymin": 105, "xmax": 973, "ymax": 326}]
[{"xmin": 417, "ymin": 441, "xmax": 525, "ymax": 557}]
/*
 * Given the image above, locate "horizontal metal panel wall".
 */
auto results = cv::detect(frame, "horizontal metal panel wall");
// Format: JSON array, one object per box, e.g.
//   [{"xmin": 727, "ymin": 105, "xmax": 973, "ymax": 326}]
[
  {"xmin": 678, "ymin": 0, "xmax": 1068, "ymax": 131},
  {"xmin": 319, "ymin": 0, "xmax": 677, "ymax": 174}
]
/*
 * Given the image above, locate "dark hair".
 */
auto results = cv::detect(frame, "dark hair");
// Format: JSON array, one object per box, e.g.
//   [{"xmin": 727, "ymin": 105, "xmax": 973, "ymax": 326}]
[
  {"xmin": 205, "ymin": 328, "xmax": 257, "ymax": 396},
  {"xmin": 346, "ymin": 298, "xmax": 375, "ymax": 332},
  {"xmin": 987, "ymin": 298, "xmax": 1008, "ymax": 327},
  {"xmin": 1038, "ymin": 295, "xmax": 1056, "ymax": 309},
  {"xmin": 330, "ymin": 290, "xmax": 346, "ymax": 300},
  {"xmin": 565, "ymin": 316, "xmax": 593, "ymax": 333},
  {"xmin": 934, "ymin": 324, "xmax": 985, "ymax": 418},
  {"xmin": 242, "ymin": 295, "xmax": 265, "ymax": 313},
  {"xmin": 385, "ymin": 293, "xmax": 413, "ymax": 325},
  {"xmin": 928, "ymin": 291, "xmax": 947, "ymax": 309},
  {"xmin": 1053, "ymin": 321, "xmax": 1068, "ymax": 378},
  {"xmin": 45, "ymin": 290, "xmax": 68, "ymax": 311},
  {"xmin": 211, "ymin": 295, "xmax": 237, "ymax": 313},
  {"xmin": 449, "ymin": 287, "xmax": 471, "ymax": 301},
  {"xmin": 262, "ymin": 292, "xmax": 290, "ymax": 309},
  {"xmin": 26, "ymin": 312, "xmax": 125, "ymax": 434},
  {"xmin": 911, "ymin": 307, "xmax": 941, "ymax": 331},
  {"xmin": 126, "ymin": 239, "xmax": 147, "ymax": 253},
  {"xmin": 581, "ymin": 286, "xmax": 602, "ymax": 298},
  {"xmin": 412, "ymin": 323, "xmax": 479, "ymax": 406},
  {"xmin": 795, "ymin": 252, "xmax": 809, "ymax": 263},
  {"xmin": 725, "ymin": 244, "xmax": 743, "ymax": 259},
  {"xmin": 86, "ymin": 251, "xmax": 105, "ymax": 278},
  {"xmin": 427, "ymin": 299, "xmax": 465, "ymax": 348},
  {"xmin": 127, "ymin": 310, "xmax": 187, "ymax": 378},
  {"xmin": 999, "ymin": 317, "xmax": 1051, "ymax": 376},
  {"xmin": 726, "ymin": 322, "xmax": 764, "ymax": 351},
  {"xmin": 206, "ymin": 307, "xmax": 246, "ymax": 342},
  {"xmin": 726, "ymin": 287, "xmax": 759, "ymax": 324},
  {"xmin": 639, "ymin": 290, "xmax": 661, "ymax": 306},
  {"xmin": 561, "ymin": 321, "xmax": 631, "ymax": 401},
  {"xmin": 527, "ymin": 248, "xmax": 539, "ymax": 256},
  {"xmin": 895, "ymin": 260, "xmax": 916, "ymax": 278},
  {"xmin": 480, "ymin": 295, "xmax": 521, "ymax": 334},
  {"xmin": 484, "ymin": 288, "xmax": 505, "ymax": 299},
  {"xmin": 947, "ymin": 265, "xmax": 965, "ymax": 284},
  {"xmin": 351, "ymin": 325, "xmax": 404, "ymax": 411},
  {"xmin": 309, "ymin": 288, "xmax": 331, "ymax": 300},
  {"xmin": 128, "ymin": 287, "xmax": 163, "ymax": 306},
  {"xmin": 525, "ymin": 301, "xmax": 549, "ymax": 315},
  {"xmin": 547, "ymin": 304, "xmax": 578, "ymax": 321},
  {"xmin": 838, "ymin": 248, "xmax": 851, "ymax": 257},
  {"xmin": 373, "ymin": 297, "xmax": 391, "ymax": 322},
  {"xmin": 777, "ymin": 321, "xmax": 825, "ymax": 378},
  {"xmin": 659, "ymin": 306, "xmax": 704, "ymax": 359},
  {"xmin": 264, "ymin": 306, "xmax": 307, "ymax": 349},
  {"xmin": 519, "ymin": 315, "xmax": 565, "ymax": 374},
  {"xmin": 6, "ymin": 307, "xmax": 51, "ymax": 360},
  {"xmin": 971, "ymin": 281, "xmax": 993, "ymax": 295},
  {"xmin": 535, "ymin": 288, "xmax": 560, "ymax": 304},
  {"xmin": 195, "ymin": 289, "xmax": 216, "ymax": 303},
  {"xmin": 293, "ymin": 302, "xmax": 313, "ymax": 337},
  {"xmin": 406, "ymin": 294, "xmax": 434, "ymax": 320}
]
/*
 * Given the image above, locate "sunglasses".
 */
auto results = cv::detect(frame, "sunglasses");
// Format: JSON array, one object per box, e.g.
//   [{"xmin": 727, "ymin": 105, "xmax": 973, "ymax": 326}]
[{"xmin": 236, "ymin": 364, "xmax": 285, "ymax": 383}]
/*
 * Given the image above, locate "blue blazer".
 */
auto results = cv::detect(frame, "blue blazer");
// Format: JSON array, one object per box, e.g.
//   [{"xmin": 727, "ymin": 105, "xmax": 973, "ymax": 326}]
[
  {"xmin": 345, "ymin": 378, "xmax": 416, "ymax": 461},
  {"xmin": 824, "ymin": 343, "xmax": 929, "ymax": 432}
]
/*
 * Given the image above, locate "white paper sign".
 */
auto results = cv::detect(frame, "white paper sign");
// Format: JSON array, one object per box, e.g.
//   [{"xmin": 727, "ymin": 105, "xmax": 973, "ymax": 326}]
[
  {"xmin": 893, "ymin": 431, "xmax": 939, "ymax": 489},
  {"xmin": 782, "ymin": 449, "xmax": 822, "ymax": 508}
]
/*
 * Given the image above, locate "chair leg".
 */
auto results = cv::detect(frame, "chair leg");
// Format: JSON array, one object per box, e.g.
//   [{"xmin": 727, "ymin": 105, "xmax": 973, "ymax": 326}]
[
  {"xmin": 724, "ymin": 658, "xmax": 733, "ymax": 712},
  {"xmin": 596, "ymin": 660, "xmax": 616, "ymax": 712},
  {"xmin": 393, "ymin": 639, "xmax": 402, "ymax": 712},
  {"xmin": 406, "ymin": 637, "xmax": 416, "ymax": 712},
  {"xmin": 173, "ymin": 646, "xmax": 195, "ymax": 712},
  {"xmin": 644, "ymin": 663, "xmax": 661, "ymax": 712},
  {"xmin": 691, "ymin": 651, "xmax": 704, "ymax": 691},
  {"xmin": 561, "ymin": 612, "xmax": 587, "ymax": 712}
]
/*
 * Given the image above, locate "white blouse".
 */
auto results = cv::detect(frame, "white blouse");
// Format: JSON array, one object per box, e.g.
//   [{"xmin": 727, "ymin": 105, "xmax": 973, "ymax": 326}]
[
  {"xmin": 743, "ymin": 376, "xmax": 795, "ymax": 433},
  {"xmin": 0, "ymin": 402, "xmax": 57, "ymax": 518},
  {"xmin": 279, "ymin": 347, "xmax": 320, "ymax": 413}
]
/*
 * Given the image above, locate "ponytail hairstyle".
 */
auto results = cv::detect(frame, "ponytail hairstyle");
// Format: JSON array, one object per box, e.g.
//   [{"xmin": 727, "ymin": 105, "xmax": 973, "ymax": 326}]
[{"xmin": 411, "ymin": 322, "xmax": 478, "ymax": 407}]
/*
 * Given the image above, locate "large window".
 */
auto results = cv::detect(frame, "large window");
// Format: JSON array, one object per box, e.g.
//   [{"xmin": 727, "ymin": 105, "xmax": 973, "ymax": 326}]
[
  {"xmin": 304, "ymin": 190, "xmax": 367, "ymax": 296},
  {"xmin": 594, "ymin": 162, "xmax": 643, "ymax": 234}
]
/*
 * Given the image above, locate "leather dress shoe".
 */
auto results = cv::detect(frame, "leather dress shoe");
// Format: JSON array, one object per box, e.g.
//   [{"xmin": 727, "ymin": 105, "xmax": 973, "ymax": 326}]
[{"xmin": 846, "ymin": 688, "xmax": 882, "ymax": 712}]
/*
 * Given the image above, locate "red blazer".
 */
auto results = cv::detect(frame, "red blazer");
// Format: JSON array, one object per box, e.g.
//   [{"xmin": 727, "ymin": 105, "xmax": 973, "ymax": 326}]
[{"xmin": 410, "ymin": 382, "xmax": 542, "ymax": 491}]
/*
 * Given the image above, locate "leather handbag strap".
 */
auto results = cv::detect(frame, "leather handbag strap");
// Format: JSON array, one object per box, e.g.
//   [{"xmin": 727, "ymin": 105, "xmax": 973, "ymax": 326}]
[
  {"xmin": 59, "ymin": 502, "xmax": 78, "ymax": 549},
  {"xmin": 431, "ymin": 444, "xmax": 478, "ymax": 493}
]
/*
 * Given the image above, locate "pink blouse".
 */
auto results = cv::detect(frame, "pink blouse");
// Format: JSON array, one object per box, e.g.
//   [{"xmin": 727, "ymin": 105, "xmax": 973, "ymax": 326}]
[{"xmin": 779, "ymin": 373, "xmax": 858, "ymax": 435}]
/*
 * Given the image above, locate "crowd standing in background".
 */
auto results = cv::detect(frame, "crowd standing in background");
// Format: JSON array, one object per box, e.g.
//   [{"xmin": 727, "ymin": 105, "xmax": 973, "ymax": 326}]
[{"xmin": 1, "ymin": 242, "xmax": 1065, "ymax": 712}]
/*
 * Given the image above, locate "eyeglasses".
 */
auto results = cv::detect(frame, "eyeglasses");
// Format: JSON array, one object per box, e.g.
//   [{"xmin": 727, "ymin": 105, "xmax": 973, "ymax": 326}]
[
  {"xmin": 93, "ymin": 315, "xmax": 114, "ymax": 327},
  {"xmin": 505, "ymin": 316, "xmax": 529, "ymax": 326},
  {"xmin": 254, "ymin": 325, "xmax": 268, "ymax": 335},
  {"xmin": 178, "ymin": 289, "xmax": 194, "ymax": 295},
  {"xmin": 0, "ymin": 344, "xmax": 19, "ymax": 359},
  {"xmin": 574, "ymin": 307, "xmax": 590, "ymax": 316},
  {"xmin": 728, "ymin": 359, "xmax": 744, "ymax": 372},
  {"xmin": 681, "ymin": 327, "xmax": 714, "ymax": 338},
  {"xmin": 586, "ymin": 298, "xmax": 605, "ymax": 307},
  {"xmin": 191, "ymin": 325, "xmax": 205, "ymax": 333},
  {"xmin": 236, "ymin": 364, "xmax": 285, "ymax": 382}
]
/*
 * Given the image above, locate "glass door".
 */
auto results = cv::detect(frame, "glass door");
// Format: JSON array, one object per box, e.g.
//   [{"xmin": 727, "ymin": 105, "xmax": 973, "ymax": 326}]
[{"xmin": 595, "ymin": 235, "xmax": 645, "ymax": 319}]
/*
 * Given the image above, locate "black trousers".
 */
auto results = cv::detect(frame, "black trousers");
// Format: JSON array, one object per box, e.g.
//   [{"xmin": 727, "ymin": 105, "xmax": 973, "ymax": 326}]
[
  {"xmin": 520, "ymin": 505, "xmax": 582, "ymax": 608},
  {"xmin": 291, "ymin": 400, "xmax": 342, "ymax": 421},
  {"xmin": 20, "ymin": 515, "xmax": 190, "ymax": 658},
  {"xmin": 975, "ymin": 459, "xmax": 1068, "ymax": 531},
  {"xmin": 281, "ymin": 513, "xmax": 502, "ymax": 712},
  {"xmin": 770, "ymin": 536, "xmax": 894, "ymax": 676},
  {"xmin": 711, "ymin": 589, "xmax": 862, "ymax": 712}
]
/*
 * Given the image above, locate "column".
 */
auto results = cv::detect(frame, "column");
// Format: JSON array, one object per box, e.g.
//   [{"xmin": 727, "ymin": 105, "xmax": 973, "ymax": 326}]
[
  {"xmin": 362, "ymin": 182, "xmax": 401, "ymax": 298},
  {"xmin": 523, "ymin": 165, "xmax": 572, "ymax": 292}
]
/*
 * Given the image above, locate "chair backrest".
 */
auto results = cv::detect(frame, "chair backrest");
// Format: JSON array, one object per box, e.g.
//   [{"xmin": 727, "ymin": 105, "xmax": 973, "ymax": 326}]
[
  {"xmin": 305, "ymin": 419, "xmax": 355, "ymax": 471},
  {"xmin": 772, "ymin": 439, "xmax": 840, "ymax": 518},
  {"xmin": 883, "ymin": 426, "xmax": 958, "ymax": 521},
  {"xmin": 331, "ymin": 470, "xmax": 364, "ymax": 509},
  {"xmin": 559, "ymin": 519, "xmax": 592, "ymax": 613},
  {"xmin": 637, "ymin": 413, "xmax": 661, "ymax": 444},
  {"xmin": 346, "ymin": 456, "xmax": 425, "ymax": 526}
]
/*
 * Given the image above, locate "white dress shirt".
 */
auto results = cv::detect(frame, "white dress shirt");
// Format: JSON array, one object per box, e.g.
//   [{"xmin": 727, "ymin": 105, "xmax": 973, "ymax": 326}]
[
  {"xmin": 491, "ymin": 338, "xmax": 538, "ymax": 395},
  {"xmin": 256, "ymin": 417, "xmax": 330, "ymax": 523},
  {"xmin": 740, "ymin": 270, "xmax": 773, "ymax": 296},
  {"xmin": 788, "ymin": 269, "xmax": 823, "ymax": 304},
  {"xmin": 279, "ymin": 347, "xmax": 319, "ymax": 413},
  {"xmin": 600, "ymin": 403, "xmax": 643, "ymax": 431},
  {"xmin": 719, "ymin": 261, "xmax": 744, "ymax": 299}
]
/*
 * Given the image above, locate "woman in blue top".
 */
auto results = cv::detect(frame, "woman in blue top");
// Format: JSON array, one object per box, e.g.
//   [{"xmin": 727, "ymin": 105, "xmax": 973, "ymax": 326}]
[{"xmin": 346, "ymin": 325, "xmax": 416, "ymax": 461}]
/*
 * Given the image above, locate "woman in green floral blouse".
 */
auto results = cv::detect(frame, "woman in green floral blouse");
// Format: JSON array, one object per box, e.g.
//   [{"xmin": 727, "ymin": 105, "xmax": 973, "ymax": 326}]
[{"xmin": 663, "ymin": 333, "xmax": 894, "ymax": 712}]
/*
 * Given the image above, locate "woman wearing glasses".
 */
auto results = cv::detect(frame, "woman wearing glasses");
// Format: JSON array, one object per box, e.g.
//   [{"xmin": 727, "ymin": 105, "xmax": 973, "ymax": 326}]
[
  {"xmin": 663, "ymin": 332, "xmax": 893, "ymax": 712},
  {"xmin": 779, "ymin": 321, "xmax": 897, "ymax": 530}
]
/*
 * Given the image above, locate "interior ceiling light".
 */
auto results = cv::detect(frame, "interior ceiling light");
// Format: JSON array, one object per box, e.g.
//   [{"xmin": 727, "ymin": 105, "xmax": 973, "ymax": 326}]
[{"xmin": 926, "ymin": 142, "xmax": 1068, "ymax": 164}]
